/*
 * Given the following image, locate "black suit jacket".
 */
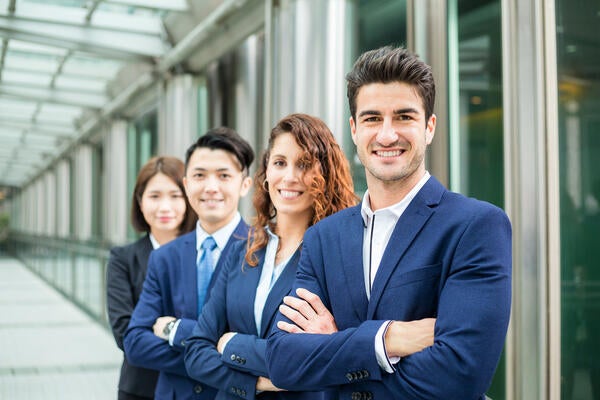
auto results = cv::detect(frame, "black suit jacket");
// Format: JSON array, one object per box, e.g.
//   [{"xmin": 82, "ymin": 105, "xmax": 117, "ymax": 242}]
[{"xmin": 107, "ymin": 234, "xmax": 159, "ymax": 399}]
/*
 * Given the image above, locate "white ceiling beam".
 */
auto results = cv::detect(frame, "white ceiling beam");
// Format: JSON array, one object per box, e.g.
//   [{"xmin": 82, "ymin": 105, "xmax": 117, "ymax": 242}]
[
  {"xmin": 0, "ymin": 124, "xmax": 75, "ymax": 140},
  {"xmin": 0, "ymin": 16, "xmax": 165, "ymax": 61},
  {"xmin": 106, "ymin": 0, "xmax": 187, "ymax": 12},
  {"xmin": 1, "ymin": 2, "xmax": 164, "ymax": 35},
  {"xmin": 0, "ymin": 85, "xmax": 106, "ymax": 109},
  {"xmin": 0, "ymin": 114, "xmax": 74, "ymax": 129}
]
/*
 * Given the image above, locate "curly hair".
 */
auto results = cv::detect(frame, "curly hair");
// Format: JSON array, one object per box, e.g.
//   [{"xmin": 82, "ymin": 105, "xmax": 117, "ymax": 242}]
[{"xmin": 245, "ymin": 113, "xmax": 358, "ymax": 266}]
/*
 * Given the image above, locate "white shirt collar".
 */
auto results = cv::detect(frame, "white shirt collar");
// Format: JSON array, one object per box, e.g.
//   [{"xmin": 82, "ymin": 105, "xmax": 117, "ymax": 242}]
[
  {"xmin": 360, "ymin": 171, "xmax": 431, "ymax": 226},
  {"xmin": 195, "ymin": 212, "xmax": 242, "ymax": 251},
  {"xmin": 148, "ymin": 233, "xmax": 160, "ymax": 250}
]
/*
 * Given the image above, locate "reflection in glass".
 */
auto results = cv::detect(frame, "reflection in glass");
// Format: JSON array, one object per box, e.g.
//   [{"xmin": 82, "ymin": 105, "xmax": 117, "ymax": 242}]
[
  {"xmin": 451, "ymin": 0, "xmax": 505, "ymax": 398},
  {"xmin": 557, "ymin": 1, "xmax": 600, "ymax": 399}
]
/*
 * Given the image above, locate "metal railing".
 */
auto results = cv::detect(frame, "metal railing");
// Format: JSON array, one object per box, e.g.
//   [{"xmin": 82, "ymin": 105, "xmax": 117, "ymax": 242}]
[{"xmin": 5, "ymin": 231, "xmax": 113, "ymax": 328}]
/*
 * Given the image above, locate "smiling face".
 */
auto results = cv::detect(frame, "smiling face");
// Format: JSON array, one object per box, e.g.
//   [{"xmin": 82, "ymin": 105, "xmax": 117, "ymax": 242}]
[
  {"xmin": 350, "ymin": 81, "xmax": 436, "ymax": 203},
  {"xmin": 140, "ymin": 172, "xmax": 186, "ymax": 237},
  {"xmin": 265, "ymin": 132, "xmax": 316, "ymax": 222},
  {"xmin": 183, "ymin": 148, "xmax": 252, "ymax": 234}
]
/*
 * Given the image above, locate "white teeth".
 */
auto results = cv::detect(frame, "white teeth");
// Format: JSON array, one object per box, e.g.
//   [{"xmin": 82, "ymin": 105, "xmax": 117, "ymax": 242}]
[
  {"xmin": 203, "ymin": 199, "xmax": 221, "ymax": 205},
  {"xmin": 280, "ymin": 190, "xmax": 300, "ymax": 199},
  {"xmin": 377, "ymin": 150, "xmax": 402, "ymax": 157}
]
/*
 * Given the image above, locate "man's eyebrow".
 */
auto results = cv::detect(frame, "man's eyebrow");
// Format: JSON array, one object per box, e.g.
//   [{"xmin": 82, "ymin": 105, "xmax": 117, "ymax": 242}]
[
  {"xmin": 393, "ymin": 108, "xmax": 419, "ymax": 114},
  {"xmin": 357, "ymin": 110, "xmax": 382, "ymax": 117}
]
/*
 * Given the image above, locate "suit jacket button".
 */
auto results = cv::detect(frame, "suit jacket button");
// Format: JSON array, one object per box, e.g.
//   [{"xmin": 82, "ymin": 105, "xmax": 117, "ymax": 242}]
[
  {"xmin": 363, "ymin": 370, "xmax": 369, "ymax": 378},
  {"xmin": 351, "ymin": 392, "xmax": 360, "ymax": 400},
  {"xmin": 346, "ymin": 372, "xmax": 353, "ymax": 381},
  {"xmin": 231, "ymin": 354, "xmax": 236, "ymax": 361},
  {"xmin": 180, "ymin": 340, "xmax": 186, "ymax": 346},
  {"xmin": 193, "ymin": 384, "xmax": 203, "ymax": 394},
  {"xmin": 365, "ymin": 392, "xmax": 372, "ymax": 400},
  {"xmin": 241, "ymin": 358, "xmax": 246, "ymax": 364}
]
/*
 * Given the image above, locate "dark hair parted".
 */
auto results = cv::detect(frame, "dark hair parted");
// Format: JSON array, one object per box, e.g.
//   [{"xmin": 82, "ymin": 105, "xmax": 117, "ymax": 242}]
[
  {"xmin": 184, "ymin": 126, "xmax": 254, "ymax": 175},
  {"xmin": 245, "ymin": 113, "xmax": 358, "ymax": 266},
  {"xmin": 346, "ymin": 45, "xmax": 436, "ymax": 122},
  {"xmin": 131, "ymin": 156, "xmax": 197, "ymax": 234}
]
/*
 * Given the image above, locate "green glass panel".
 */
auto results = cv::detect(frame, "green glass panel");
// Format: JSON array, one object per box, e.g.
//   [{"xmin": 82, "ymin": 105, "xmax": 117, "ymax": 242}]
[
  {"xmin": 556, "ymin": 1, "xmax": 600, "ymax": 398},
  {"xmin": 452, "ymin": 0, "xmax": 505, "ymax": 398}
]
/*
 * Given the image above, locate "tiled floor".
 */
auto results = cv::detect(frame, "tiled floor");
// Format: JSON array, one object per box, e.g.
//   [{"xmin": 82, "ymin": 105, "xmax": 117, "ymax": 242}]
[{"xmin": 0, "ymin": 254, "xmax": 122, "ymax": 399}]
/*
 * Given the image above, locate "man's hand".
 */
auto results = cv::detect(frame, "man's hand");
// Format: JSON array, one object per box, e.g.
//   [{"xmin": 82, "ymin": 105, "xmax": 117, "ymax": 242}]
[
  {"xmin": 217, "ymin": 332, "xmax": 237, "ymax": 354},
  {"xmin": 153, "ymin": 316, "xmax": 176, "ymax": 340},
  {"xmin": 385, "ymin": 318, "xmax": 436, "ymax": 357},
  {"xmin": 277, "ymin": 288, "xmax": 338, "ymax": 334},
  {"xmin": 256, "ymin": 376, "xmax": 284, "ymax": 392}
]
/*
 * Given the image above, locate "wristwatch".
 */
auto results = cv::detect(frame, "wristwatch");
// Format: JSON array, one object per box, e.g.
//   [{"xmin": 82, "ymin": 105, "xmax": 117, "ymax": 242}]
[{"xmin": 162, "ymin": 319, "xmax": 177, "ymax": 339}]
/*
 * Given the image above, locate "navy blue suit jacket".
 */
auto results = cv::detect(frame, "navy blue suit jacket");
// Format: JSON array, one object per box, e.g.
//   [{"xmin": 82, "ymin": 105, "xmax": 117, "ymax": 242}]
[
  {"xmin": 124, "ymin": 220, "xmax": 249, "ymax": 400},
  {"xmin": 266, "ymin": 176, "xmax": 512, "ymax": 400},
  {"xmin": 184, "ymin": 240, "xmax": 331, "ymax": 400},
  {"xmin": 107, "ymin": 234, "xmax": 159, "ymax": 398}
]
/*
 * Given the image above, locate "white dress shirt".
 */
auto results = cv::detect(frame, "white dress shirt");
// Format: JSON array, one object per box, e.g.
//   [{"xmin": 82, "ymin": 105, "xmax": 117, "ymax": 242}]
[
  {"xmin": 360, "ymin": 172, "xmax": 431, "ymax": 373},
  {"xmin": 254, "ymin": 226, "xmax": 295, "ymax": 334}
]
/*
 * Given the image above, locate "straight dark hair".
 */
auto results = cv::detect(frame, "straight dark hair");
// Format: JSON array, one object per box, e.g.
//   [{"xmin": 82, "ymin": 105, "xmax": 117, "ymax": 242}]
[{"xmin": 184, "ymin": 127, "xmax": 254, "ymax": 175}]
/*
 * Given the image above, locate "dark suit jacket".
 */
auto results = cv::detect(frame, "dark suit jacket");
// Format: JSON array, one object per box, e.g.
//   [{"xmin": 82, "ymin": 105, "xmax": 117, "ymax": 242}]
[
  {"xmin": 124, "ymin": 220, "xmax": 249, "ymax": 400},
  {"xmin": 267, "ymin": 176, "xmax": 512, "ymax": 400},
  {"xmin": 184, "ymin": 240, "xmax": 332, "ymax": 400},
  {"xmin": 107, "ymin": 234, "xmax": 159, "ymax": 399}
]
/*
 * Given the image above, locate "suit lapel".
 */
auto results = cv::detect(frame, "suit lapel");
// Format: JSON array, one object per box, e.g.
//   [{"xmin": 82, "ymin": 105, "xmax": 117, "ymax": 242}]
[
  {"xmin": 260, "ymin": 248, "xmax": 301, "ymax": 338},
  {"xmin": 209, "ymin": 220, "xmax": 250, "ymax": 293},
  {"xmin": 180, "ymin": 232, "xmax": 200, "ymax": 317},
  {"xmin": 241, "ymin": 248, "xmax": 264, "ymax": 337},
  {"xmin": 340, "ymin": 207, "xmax": 369, "ymax": 321},
  {"xmin": 135, "ymin": 235, "xmax": 153, "ymax": 275},
  {"xmin": 367, "ymin": 177, "xmax": 444, "ymax": 318}
]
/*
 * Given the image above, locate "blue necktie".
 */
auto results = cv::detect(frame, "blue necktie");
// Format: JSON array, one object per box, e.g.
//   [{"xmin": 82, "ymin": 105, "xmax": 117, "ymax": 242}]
[{"xmin": 197, "ymin": 236, "xmax": 217, "ymax": 314}]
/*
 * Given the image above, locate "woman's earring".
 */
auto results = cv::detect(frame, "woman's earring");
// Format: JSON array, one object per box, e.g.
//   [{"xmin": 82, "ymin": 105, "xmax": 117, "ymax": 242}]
[{"xmin": 263, "ymin": 180, "xmax": 269, "ymax": 192}]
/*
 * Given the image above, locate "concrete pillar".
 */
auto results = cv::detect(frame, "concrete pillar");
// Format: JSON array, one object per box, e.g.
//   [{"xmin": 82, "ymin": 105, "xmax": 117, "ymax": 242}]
[
  {"xmin": 104, "ymin": 120, "xmax": 129, "ymax": 245},
  {"xmin": 158, "ymin": 74, "xmax": 199, "ymax": 159}
]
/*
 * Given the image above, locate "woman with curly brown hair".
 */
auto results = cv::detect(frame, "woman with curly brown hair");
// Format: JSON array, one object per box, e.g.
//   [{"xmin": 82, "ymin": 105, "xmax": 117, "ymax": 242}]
[{"xmin": 184, "ymin": 113, "xmax": 357, "ymax": 399}]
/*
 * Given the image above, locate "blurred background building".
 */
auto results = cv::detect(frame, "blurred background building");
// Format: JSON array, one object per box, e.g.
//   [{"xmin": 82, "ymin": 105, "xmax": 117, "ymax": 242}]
[{"xmin": 0, "ymin": 0, "xmax": 598, "ymax": 399}]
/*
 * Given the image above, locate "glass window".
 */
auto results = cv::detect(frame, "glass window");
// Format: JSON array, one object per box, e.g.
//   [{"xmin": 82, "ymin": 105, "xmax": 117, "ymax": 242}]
[
  {"xmin": 450, "ymin": 0, "xmax": 505, "ymax": 397},
  {"xmin": 348, "ymin": 0, "xmax": 408, "ymax": 196},
  {"xmin": 126, "ymin": 110, "xmax": 157, "ymax": 240},
  {"xmin": 556, "ymin": 1, "xmax": 600, "ymax": 398}
]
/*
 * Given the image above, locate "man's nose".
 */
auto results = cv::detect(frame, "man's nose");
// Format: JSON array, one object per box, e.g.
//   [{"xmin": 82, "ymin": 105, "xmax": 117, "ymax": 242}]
[{"xmin": 376, "ymin": 119, "xmax": 397, "ymax": 146}]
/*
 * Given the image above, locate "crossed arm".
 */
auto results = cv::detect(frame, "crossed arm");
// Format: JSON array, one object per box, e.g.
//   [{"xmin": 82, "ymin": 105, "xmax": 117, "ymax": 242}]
[{"xmin": 278, "ymin": 287, "xmax": 435, "ymax": 358}]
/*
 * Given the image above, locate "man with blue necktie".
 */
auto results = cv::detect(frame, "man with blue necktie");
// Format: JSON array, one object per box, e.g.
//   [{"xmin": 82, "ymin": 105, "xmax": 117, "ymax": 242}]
[{"xmin": 124, "ymin": 127, "xmax": 254, "ymax": 400}]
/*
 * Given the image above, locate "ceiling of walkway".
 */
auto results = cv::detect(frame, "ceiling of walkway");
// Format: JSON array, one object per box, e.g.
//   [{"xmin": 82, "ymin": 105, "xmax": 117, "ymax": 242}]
[
  {"xmin": 0, "ymin": 0, "xmax": 264, "ymax": 197},
  {"xmin": 0, "ymin": 0, "xmax": 183, "ymax": 190}
]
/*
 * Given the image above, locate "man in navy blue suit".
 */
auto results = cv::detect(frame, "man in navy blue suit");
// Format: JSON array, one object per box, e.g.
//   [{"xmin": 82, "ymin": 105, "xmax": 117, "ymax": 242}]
[
  {"xmin": 266, "ymin": 46, "xmax": 512, "ymax": 399},
  {"xmin": 124, "ymin": 127, "xmax": 254, "ymax": 400}
]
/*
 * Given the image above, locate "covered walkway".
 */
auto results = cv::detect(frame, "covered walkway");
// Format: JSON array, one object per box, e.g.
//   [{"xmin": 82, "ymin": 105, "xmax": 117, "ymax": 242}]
[{"xmin": 0, "ymin": 253, "xmax": 121, "ymax": 399}]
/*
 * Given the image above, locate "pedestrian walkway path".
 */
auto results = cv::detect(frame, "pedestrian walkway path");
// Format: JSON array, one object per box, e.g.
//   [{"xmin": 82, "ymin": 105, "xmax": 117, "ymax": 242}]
[{"xmin": 0, "ymin": 253, "xmax": 122, "ymax": 399}]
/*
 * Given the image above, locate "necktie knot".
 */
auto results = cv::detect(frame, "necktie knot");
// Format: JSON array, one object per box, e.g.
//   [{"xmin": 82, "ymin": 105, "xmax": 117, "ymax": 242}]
[{"xmin": 201, "ymin": 236, "xmax": 217, "ymax": 252}]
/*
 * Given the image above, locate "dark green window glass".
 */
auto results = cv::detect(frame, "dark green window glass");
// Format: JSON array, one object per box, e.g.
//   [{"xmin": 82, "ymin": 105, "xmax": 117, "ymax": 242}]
[
  {"xmin": 556, "ymin": 1, "xmax": 600, "ymax": 398},
  {"xmin": 452, "ymin": 0, "xmax": 505, "ymax": 397}
]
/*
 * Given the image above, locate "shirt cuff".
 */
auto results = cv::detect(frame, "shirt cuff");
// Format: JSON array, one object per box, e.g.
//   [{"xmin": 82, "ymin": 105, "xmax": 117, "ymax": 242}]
[
  {"xmin": 375, "ymin": 320, "xmax": 400, "ymax": 373},
  {"xmin": 168, "ymin": 319, "xmax": 182, "ymax": 346}
]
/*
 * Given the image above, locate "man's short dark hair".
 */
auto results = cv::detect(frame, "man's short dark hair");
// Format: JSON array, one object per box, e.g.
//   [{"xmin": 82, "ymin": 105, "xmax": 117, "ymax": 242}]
[
  {"xmin": 184, "ymin": 127, "xmax": 254, "ymax": 174},
  {"xmin": 346, "ymin": 46, "xmax": 436, "ymax": 122}
]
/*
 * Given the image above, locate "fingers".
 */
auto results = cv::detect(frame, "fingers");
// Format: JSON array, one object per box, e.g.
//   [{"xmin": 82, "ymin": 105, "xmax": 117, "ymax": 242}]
[
  {"xmin": 279, "ymin": 303, "xmax": 309, "ymax": 331},
  {"xmin": 277, "ymin": 320, "xmax": 304, "ymax": 333},
  {"xmin": 282, "ymin": 294, "xmax": 317, "ymax": 320},
  {"xmin": 295, "ymin": 288, "xmax": 330, "ymax": 316}
]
